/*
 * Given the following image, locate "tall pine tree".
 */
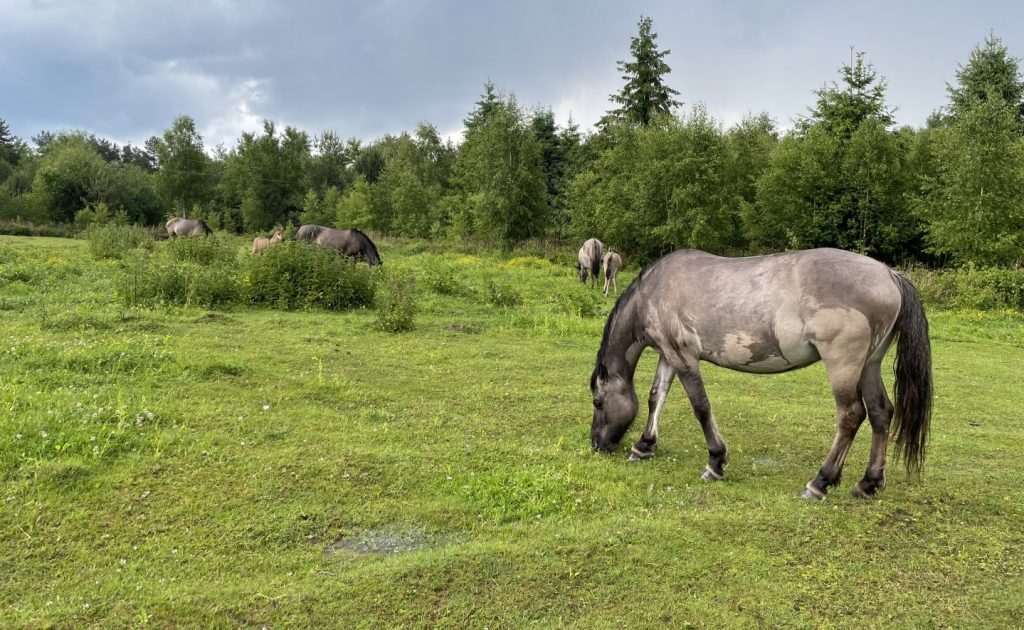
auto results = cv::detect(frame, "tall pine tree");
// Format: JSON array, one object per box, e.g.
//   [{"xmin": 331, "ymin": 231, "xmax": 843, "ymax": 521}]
[
  {"xmin": 946, "ymin": 33, "xmax": 1024, "ymax": 126},
  {"xmin": 601, "ymin": 16, "xmax": 681, "ymax": 128}
]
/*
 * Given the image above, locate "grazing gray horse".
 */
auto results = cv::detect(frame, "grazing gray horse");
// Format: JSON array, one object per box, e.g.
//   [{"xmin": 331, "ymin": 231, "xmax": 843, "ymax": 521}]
[
  {"xmin": 590, "ymin": 248, "xmax": 932, "ymax": 500},
  {"xmin": 165, "ymin": 217, "xmax": 212, "ymax": 237},
  {"xmin": 293, "ymin": 224, "xmax": 382, "ymax": 266},
  {"xmin": 602, "ymin": 251, "xmax": 622, "ymax": 297},
  {"xmin": 576, "ymin": 238, "xmax": 603, "ymax": 287}
]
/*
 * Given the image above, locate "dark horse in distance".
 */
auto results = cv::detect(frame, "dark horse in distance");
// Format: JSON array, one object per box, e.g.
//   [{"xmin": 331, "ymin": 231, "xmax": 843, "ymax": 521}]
[
  {"xmin": 589, "ymin": 248, "xmax": 932, "ymax": 500},
  {"xmin": 293, "ymin": 225, "xmax": 382, "ymax": 266}
]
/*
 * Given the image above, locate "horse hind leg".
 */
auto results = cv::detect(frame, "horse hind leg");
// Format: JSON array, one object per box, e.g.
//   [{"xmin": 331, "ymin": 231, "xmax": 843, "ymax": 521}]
[
  {"xmin": 851, "ymin": 360, "xmax": 894, "ymax": 498},
  {"xmin": 801, "ymin": 334, "xmax": 870, "ymax": 500}
]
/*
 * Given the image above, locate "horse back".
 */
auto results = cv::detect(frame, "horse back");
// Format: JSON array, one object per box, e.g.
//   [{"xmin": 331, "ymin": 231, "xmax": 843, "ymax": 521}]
[{"xmin": 638, "ymin": 249, "xmax": 901, "ymax": 373}]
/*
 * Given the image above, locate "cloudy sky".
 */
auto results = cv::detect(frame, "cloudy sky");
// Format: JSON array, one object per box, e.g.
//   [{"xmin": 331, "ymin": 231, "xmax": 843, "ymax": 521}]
[{"xmin": 1, "ymin": 0, "xmax": 1022, "ymax": 149}]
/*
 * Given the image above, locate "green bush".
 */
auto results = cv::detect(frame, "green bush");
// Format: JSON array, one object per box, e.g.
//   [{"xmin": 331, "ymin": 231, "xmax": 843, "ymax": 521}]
[
  {"xmin": 549, "ymin": 284, "xmax": 605, "ymax": 317},
  {"xmin": 74, "ymin": 202, "xmax": 128, "ymax": 230},
  {"xmin": 376, "ymin": 272, "xmax": 418, "ymax": 332},
  {"xmin": 165, "ymin": 233, "xmax": 239, "ymax": 265},
  {"xmin": 243, "ymin": 241, "xmax": 377, "ymax": 310},
  {"xmin": 0, "ymin": 220, "xmax": 76, "ymax": 238},
  {"xmin": 419, "ymin": 258, "xmax": 471, "ymax": 296},
  {"xmin": 117, "ymin": 252, "xmax": 240, "ymax": 309},
  {"xmin": 904, "ymin": 267, "xmax": 1024, "ymax": 310},
  {"xmin": 485, "ymin": 280, "xmax": 522, "ymax": 307},
  {"xmin": 85, "ymin": 223, "xmax": 152, "ymax": 260}
]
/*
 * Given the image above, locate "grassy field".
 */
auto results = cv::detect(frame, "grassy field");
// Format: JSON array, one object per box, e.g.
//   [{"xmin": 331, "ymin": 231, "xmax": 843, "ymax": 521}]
[{"xmin": 1, "ymin": 234, "xmax": 1023, "ymax": 628}]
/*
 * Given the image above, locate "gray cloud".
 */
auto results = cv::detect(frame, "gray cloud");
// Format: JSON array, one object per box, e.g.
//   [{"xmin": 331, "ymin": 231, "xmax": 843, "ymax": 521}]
[{"xmin": 1, "ymin": 0, "xmax": 1022, "ymax": 148}]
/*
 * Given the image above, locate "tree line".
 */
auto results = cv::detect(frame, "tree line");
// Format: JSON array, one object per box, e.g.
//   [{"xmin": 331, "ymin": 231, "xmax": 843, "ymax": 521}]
[{"xmin": 2, "ymin": 17, "xmax": 1023, "ymax": 267}]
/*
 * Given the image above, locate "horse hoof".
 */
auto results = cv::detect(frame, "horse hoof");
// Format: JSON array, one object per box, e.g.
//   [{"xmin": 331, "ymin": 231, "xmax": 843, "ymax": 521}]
[
  {"xmin": 799, "ymin": 486, "xmax": 826, "ymax": 501},
  {"xmin": 850, "ymin": 483, "xmax": 877, "ymax": 499},
  {"xmin": 700, "ymin": 466, "xmax": 724, "ymax": 482},
  {"xmin": 628, "ymin": 447, "xmax": 653, "ymax": 462}
]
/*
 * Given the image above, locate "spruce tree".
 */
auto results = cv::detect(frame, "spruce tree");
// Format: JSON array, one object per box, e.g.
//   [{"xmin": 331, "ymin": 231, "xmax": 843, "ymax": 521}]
[
  {"xmin": 602, "ymin": 16, "xmax": 681, "ymax": 127},
  {"xmin": 947, "ymin": 33, "xmax": 1024, "ymax": 125}
]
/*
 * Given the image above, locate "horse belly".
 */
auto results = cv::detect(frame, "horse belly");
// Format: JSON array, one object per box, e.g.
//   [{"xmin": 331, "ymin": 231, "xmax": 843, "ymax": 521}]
[
  {"xmin": 701, "ymin": 305, "xmax": 819, "ymax": 374},
  {"xmin": 705, "ymin": 333, "xmax": 819, "ymax": 373}
]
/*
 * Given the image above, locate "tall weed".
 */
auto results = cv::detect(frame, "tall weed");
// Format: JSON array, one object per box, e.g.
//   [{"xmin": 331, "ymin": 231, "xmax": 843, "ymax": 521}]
[
  {"xmin": 376, "ymin": 271, "xmax": 418, "ymax": 332},
  {"xmin": 85, "ymin": 224, "xmax": 152, "ymax": 260}
]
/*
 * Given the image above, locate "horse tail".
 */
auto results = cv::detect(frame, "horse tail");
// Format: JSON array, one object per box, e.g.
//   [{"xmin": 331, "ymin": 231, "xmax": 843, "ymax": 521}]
[
  {"xmin": 590, "ymin": 252, "xmax": 601, "ymax": 280},
  {"xmin": 890, "ymin": 273, "xmax": 933, "ymax": 476},
  {"xmin": 352, "ymin": 229, "xmax": 381, "ymax": 265}
]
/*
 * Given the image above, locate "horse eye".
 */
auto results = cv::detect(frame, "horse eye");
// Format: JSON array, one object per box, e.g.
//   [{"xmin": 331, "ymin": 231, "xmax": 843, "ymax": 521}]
[{"xmin": 593, "ymin": 399, "xmax": 604, "ymax": 410}]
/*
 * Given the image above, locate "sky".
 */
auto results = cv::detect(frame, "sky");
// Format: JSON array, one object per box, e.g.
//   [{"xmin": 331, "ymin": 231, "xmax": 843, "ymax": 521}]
[{"xmin": 2, "ymin": 0, "xmax": 1023, "ymax": 150}]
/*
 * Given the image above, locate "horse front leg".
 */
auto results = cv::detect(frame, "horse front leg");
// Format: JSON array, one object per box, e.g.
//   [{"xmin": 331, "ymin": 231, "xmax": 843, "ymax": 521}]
[
  {"xmin": 676, "ymin": 367, "xmax": 729, "ymax": 481},
  {"xmin": 628, "ymin": 355, "xmax": 676, "ymax": 461}
]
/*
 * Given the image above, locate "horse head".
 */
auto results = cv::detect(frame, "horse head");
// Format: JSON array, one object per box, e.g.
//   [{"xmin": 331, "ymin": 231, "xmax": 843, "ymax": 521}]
[{"xmin": 589, "ymin": 362, "xmax": 639, "ymax": 452}]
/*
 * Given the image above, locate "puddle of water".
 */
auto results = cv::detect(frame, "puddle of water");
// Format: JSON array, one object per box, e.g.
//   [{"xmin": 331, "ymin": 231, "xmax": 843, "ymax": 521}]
[{"xmin": 325, "ymin": 527, "xmax": 453, "ymax": 556}]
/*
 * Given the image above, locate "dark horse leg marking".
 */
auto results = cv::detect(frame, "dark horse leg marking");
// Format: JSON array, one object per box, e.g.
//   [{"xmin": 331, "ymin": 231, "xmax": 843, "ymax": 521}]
[
  {"xmin": 852, "ymin": 360, "xmax": 894, "ymax": 498},
  {"xmin": 801, "ymin": 333, "xmax": 870, "ymax": 500},
  {"xmin": 629, "ymin": 355, "xmax": 676, "ymax": 461}
]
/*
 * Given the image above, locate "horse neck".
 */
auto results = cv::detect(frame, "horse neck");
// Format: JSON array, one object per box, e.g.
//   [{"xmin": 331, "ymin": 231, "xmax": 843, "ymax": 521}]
[{"xmin": 601, "ymin": 294, "xmax": 644, "ymax": 384}]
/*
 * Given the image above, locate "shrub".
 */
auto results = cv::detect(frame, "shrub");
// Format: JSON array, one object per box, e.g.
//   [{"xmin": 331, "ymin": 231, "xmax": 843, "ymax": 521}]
[
  {"xmin": 485, "ymin": 280, "xmax": 522, "ymax": 307},
  {"xmin": 0, "ymin": 220, "xmax": 76, "ymax": 238},
  {"xmin": 74, "ymin": 202, "xmax": 128, "ymax": 230},
  {"xmin": 549, "ymin": 285, "xmax": 605, "ymax": 318},
  {"xmin": 117, "ymin": 252, "xmax": 240, "ymax": 309},
  {"xmin": 903, "ymin": 266, "xmax": 1024, "ymax": 310},
  {"xmin": 165, "ymin": 233, "xmax": 239, "ymax": 265},
  {"xmin": 376, "ymin": 271, "xmax": 418, "ymax": 332},
  {"xmin": 85, "ymin": 223, "xmax": 152, "ymax": 260},
  {"xmin": 243, "ymin": 241, "xmax": 377, "ymax": 310},
  {"xmin": 419, "ymin": 258, "xmax": 471, "ymax": 296}
]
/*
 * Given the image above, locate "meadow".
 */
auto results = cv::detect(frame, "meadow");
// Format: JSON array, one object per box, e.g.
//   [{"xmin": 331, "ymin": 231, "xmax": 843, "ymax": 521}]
[{"xmin": 1, "ymin": 234, "xmax": 1023, "ymax": 628}]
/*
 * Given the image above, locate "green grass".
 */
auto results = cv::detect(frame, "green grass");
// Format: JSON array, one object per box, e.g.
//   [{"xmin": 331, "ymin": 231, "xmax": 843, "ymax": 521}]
[{"xmin": 1, "ymin": 235, "xmax": 1022, "ymax": 627}]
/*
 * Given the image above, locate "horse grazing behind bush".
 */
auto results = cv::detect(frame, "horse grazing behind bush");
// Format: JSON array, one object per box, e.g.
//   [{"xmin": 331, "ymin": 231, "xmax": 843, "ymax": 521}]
[
  {"xmin": 166, "ymin": 217, "xmax": 212, "ymax": 237},
  {"xmin": 252, "ymin": 227, "xmax": 284, "ymax": 254},
  {"xmin": 293, "ymin": 224, "xmax": 382, "ymax": 266}
]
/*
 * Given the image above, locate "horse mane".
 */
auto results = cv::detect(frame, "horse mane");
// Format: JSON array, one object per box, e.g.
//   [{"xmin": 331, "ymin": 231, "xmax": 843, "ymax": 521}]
[
  {"xmin": 591, "ymin": 265, "xmax": 647, "ymax": 389},
  {"xmin": 348, "ymin": 228, "xmax": 381, "ymax": 264}
]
